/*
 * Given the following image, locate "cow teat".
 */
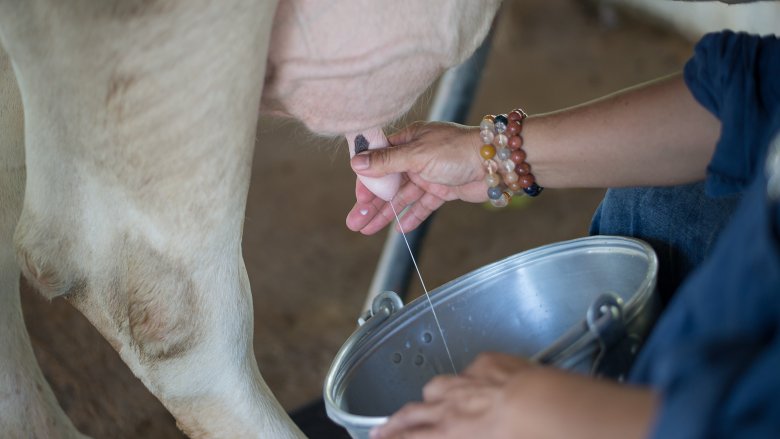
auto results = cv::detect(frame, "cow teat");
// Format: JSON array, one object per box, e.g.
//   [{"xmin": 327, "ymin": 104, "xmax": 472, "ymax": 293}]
[{"xmin": 346, "ymin": 128, "xmax": 401, "ymax": 201}]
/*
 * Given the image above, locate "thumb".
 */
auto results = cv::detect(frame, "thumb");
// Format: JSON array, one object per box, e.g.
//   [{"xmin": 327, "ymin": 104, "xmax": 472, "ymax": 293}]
[{"xmin": 351, "ymin": 146, "xmax": 415, "ymax": 177}]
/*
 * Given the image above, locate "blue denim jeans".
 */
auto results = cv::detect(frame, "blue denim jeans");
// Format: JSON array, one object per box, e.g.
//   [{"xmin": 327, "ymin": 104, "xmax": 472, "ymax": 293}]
[{"xmin": 589, "ymin": 183, "xmax": 741, "ymax": 306}]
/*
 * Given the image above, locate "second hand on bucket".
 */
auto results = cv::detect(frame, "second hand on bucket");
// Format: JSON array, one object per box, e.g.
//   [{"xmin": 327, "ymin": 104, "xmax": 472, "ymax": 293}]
[{"xmin": 388, "ymin": 201, "xmax": 458, "ymax": 374}]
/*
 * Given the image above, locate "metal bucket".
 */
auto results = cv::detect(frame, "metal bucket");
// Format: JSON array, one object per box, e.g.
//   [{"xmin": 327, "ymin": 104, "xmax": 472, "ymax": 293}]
[{"xmin": 324, "ymin": 236, "xmax": 660, "ymax": 439}]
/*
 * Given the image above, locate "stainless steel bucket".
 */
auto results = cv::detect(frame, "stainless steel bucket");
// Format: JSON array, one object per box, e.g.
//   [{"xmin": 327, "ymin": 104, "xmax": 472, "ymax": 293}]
[{"xmin": 324, "ymin": 236, "xmax": 660, "ymax": 439}]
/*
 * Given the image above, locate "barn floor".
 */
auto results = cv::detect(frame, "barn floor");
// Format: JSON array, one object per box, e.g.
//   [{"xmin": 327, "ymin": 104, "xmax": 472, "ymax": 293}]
[{"xmin": 21, "ymin": 1, "xmax": 694, "ymax": 437}]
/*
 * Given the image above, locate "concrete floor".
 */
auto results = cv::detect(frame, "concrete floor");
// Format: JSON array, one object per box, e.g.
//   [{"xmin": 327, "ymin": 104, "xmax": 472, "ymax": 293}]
[{"xmin": 21, "ymin": 1, "xmax": 695, "ymax": 437}]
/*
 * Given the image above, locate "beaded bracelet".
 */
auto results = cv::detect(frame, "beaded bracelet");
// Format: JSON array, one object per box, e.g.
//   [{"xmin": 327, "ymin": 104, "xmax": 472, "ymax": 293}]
[{"xmin": 478, "ymin": 109, "xmax": 543, "ymax": 208}]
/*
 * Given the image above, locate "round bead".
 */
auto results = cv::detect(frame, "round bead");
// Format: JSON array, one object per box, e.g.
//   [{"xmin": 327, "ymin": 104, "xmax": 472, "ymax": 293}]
[
  {"xmin": 508, "ymin": 134, "xmax": 523, "ymax": 150},
  {"xmin": 479, "ymin": 118, "xmax": 495, "ymax": 132},
  {"xmin": 487, "ymin": 186, "xmax": 503, "ymax": 200},
  {"xmin": 485, "ymin": 173, "xmax": 501, "ymax": 187},
  {"xmin": 489, "ymin": 192, "xmax": 511, "ymax": 208},
  {"xmin": 523, "ymin": 182, "xmax": 543, "ymax": 197},
  {"xmin": 480, "ymin": 129, "xmax": 495, "ymax": 144},
  {"xmin": 492, "ymin": 133, "xmax": 508, "ymax": 148},
  {"xmin": 510, "ymin": 149, "xmax": 526, "ymax": 164},
  {"xmin": 506, "ymin": 120, "xmax": 521, "ymax": 136},
  {"xmin": 503, "ymin": 171, "xmax": 519, "ymax": 184},
  {"xmin": 519, "ymin": 174, "xmax": 535, "ymax": 189},
  {"xmin": 515, "ymin": 162, "xmax": 531, "ymax": 175},
  {"xmin": 494, "ymin": 114, "xmax": 508, "ymax": 127},
  {"xmin": 484, "ymin": 115, "xmax": 495, "ymax": 123},
  {"xmin": 494, "ymin": 120, "xmax": 507, "ymax": 134},
  {"xmin": 480, "ymin": 144, "xmax": 496, "ymax": 160},
  {"xmin": 508, "ymin": 181, "xmax": 523, "ymax": 192},
  {"xmin": 502, "ymin": 159, "xmax": 516, "ymax": 173},
  {"xmin": 484, "ymin": 159, "xmax": 499, "ymax": 173},
  {"xmin": 508, "ymin": 110, "xmax": 523, "ymax": 122},
  {"xmin": 496, "ymin": 147, "xmax": 511, "ymax": 161}
]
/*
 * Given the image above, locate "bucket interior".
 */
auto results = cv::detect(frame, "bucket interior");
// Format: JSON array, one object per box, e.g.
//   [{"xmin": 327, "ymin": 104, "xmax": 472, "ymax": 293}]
[{"xmin": 330, "ymin": 238, "xmax": 657, "ymax": 418}]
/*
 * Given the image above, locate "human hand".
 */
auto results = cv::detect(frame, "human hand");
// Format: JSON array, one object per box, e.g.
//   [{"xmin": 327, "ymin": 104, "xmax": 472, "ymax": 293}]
[
  {"xmin": 345, "ymin": 121, "xmax": 488, "ymax": 235},
  {"xmin": 371, "ymin": 352, "xmax": 658, "ymax": 439},
  {"xmin": 370, "ymin": 353, "xmax": 536, "ymax": 439}
]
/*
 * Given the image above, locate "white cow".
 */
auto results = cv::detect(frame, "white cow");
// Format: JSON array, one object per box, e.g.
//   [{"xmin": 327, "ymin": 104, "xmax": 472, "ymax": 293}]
[{"xmin": 0, "ymin": 1, "xmax": 500, "ymax": 437}]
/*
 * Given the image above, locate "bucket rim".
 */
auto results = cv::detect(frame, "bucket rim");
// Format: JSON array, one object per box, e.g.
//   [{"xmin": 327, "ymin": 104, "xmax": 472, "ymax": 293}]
[{"xmin": 323, "ymin": 235, "xmax": 658, "ymax": 431}]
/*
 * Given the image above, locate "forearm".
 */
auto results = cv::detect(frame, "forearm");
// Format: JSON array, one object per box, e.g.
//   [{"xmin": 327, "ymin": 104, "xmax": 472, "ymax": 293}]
[
  {"xmin": 506, "ymin": 367, "xmax": 659, "ymax": 439},
  {"xmin": 522, "ymin": 73, "xmax": 720, "ymax": 188}
]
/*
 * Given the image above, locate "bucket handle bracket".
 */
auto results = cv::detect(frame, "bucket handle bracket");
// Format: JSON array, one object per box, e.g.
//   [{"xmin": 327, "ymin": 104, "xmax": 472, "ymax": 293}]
[
  {"xmin": 533, "ymin": 292, "xmax": 626, "ymax": 373},
  {"xmin": 358, "ymin": 290, "xmax": 404, "ymax": 327},
  {"xmin": 586, "ymin": 292, "xmax": 626, "ymax": 374},
  {"xmin": 586, "ymin": 292, "xmax": 625, "ymax": 344}
]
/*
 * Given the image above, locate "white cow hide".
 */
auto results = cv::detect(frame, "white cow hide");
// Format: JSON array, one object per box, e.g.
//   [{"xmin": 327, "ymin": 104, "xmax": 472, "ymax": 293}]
[{"xmin": 0, "ymin": 0, "xmax": 500, "ymax": 437}]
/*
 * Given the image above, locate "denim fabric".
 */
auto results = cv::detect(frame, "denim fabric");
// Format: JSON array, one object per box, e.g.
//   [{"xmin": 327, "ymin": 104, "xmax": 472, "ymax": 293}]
[
  {"xmin": 593, "ymin": 31, "xmax": 780, "ymax": 438},
  {"xmin": 630, "ymin": 154, "xmax": 780, "ymax": 438},
  {"xmin": 589, "ymin": 183, "xmax": 740, "ymax": 306}
]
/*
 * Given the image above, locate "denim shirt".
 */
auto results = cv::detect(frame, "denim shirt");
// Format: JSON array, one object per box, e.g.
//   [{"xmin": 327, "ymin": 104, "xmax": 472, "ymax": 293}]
[{"xmin": 629, "ymin": 32, "xmax": 780, "ymax": 438}]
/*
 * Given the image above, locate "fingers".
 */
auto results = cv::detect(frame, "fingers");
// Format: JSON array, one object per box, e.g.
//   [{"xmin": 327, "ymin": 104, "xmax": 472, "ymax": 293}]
[
  {"xmin": 351, "ymin": 145, "xmax": 418, "ymax": 178},
  {"xmin": 346, "ymin": 200, "xmax": 386, "ymax": 233},
  {"xmin": 348, "ymin": 179, "xmax": 432, "ymax": 235},
  {"xmin": 347, "ymin": 187, "xmax": 446, "ymax": 235},
  {"xmin": 373, "ymin": 375, "xmax": 502, "ymax": 439},
  {"xmin": 464, "ymin": 353, "xmax": 536, "ymax": 385},
  {"xmin": 352, "ymin": 123, "xmax": 433, "ymax": 179},
  {"xmin": 371, "ymin": 401, "xmax": 445, "ymax": 439},
  {"xmin": 346, "ymin": 179, "xmax": 386, "ymax": 232},
  {"xmin": 422, "ymin": 375, "xmax": 467, "ymax": 402},
  {"xmin": 396, "ymin": 192, "xmax": 444, "ymax": 232}
]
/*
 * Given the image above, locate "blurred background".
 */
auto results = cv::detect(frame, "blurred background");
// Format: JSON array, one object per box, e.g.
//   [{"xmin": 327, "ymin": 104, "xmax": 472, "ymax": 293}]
[{"xmin": 19, "ymin": 0, "xmax": 778, "ymax": 437}]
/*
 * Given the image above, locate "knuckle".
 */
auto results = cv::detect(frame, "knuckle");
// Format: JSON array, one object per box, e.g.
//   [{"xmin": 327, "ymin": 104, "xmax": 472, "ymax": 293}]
[
  {"xmin": 469, "ymin": 352, "xmax": 501, "ymax": 370},
  {"xmin": 371, "ymin": 148, "xmax": 391, "ymax": 169},
  {"xmin": 422, "ymin": 375, "xmax": 458, "ymax": 399}
]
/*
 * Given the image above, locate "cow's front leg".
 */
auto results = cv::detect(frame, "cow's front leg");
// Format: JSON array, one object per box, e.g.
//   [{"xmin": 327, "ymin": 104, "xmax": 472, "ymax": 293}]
[
  {"xmin": 0, "ymin": 43, "xmax": 88, "ymax": 439},
  {"xmin": 0, "ymin": 1, "xmax": 302, "ymax": 437}
]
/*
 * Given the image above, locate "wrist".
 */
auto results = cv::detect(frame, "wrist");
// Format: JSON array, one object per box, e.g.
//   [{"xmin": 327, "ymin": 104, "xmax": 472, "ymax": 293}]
[{"xmin": 478, "ymin": 109, "xmax": 543, "ymax": 207}]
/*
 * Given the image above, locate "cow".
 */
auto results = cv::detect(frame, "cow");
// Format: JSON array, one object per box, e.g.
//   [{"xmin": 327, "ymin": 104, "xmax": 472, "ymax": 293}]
[{"xmin": 0, "ymin": 1, "xmax": 500, "ymax": 437}]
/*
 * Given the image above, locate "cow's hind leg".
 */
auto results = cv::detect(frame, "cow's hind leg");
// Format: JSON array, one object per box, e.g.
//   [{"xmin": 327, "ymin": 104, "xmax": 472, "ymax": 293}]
[
  {"xmin": 0, "ymin": 1, "xmax": 302, "ymax": 437},
  {"xmin": 0, "ymin": 44, "xmax": 87, "ymax": 439}
]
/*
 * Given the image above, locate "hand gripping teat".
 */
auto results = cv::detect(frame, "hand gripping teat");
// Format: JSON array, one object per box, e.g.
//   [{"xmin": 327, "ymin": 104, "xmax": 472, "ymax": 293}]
[{"xmin": 346, "ymin": 128, "xmax": 401, "ymax": 201}]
